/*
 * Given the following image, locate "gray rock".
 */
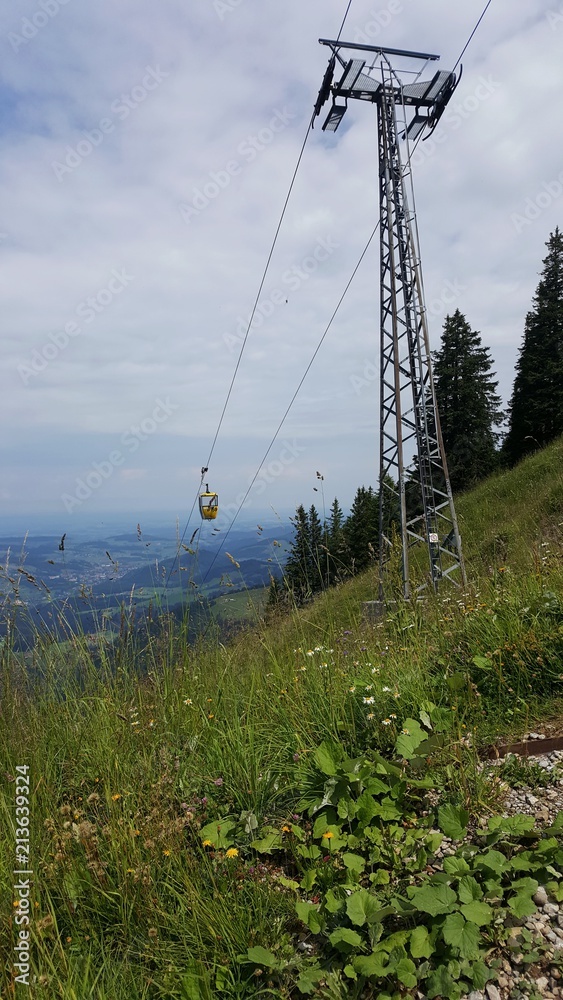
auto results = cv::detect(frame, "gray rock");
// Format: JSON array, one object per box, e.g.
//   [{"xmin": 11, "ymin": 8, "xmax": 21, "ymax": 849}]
[
  {"xmin": 534, "ymin": 886, "xmax": 549, "ymax": 906},
  {"xmin": 485, "ymin": 986, "xmax": 501, "ymax": 1000},
  {"xmin": 466, "ymin": 992, "xmax": 484, "ymax": 1000},
  {"xmin": 536, "ymin": 978, "xmax": 549, "ymax": 992},
  {"xmin": 545, "ymin": 902, "xmax": 560, "ymax": 918}
]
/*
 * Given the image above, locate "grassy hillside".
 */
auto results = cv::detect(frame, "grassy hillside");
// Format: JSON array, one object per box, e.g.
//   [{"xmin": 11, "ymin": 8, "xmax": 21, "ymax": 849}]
[{"xmin": 1, "ymin": 440, "xmax": 562, "ymax": 999}]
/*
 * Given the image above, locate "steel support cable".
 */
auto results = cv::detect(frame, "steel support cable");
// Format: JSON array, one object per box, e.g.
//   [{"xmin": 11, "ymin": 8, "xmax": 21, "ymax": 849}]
[
  {"xmin": 202, "ymin": 223, "xmax": 380, "ymax": 584},
  {"xmin": 453, "ymin": 0, "xmax": 495, "ymax": 72}
]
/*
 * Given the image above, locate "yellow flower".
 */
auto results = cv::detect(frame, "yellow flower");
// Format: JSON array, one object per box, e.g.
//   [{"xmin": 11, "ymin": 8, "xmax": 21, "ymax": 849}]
[
  {"xmin": 208, "ymin": 713, "xmax": 215, "ymax": 719},
  {"xmin": 282, "ymin": 825, "xmax": 291, "ymax": 833},
  {"xmin": 111, "ymin": 794, "xmax": 122, "ymax": 801},
  {"xmin": 225, "ymin": 848, "xmax": 239, "ymax": 858},
  {"xmin": 322, "ymin": 831, "xmax": 334, "ymax": 840},
  {"xmin": 202, "ymin": 839, "xmax": 213, "ymax": 847},
  {"xmin": 163, "ymin": 849, "xmax": 171, "ymax": 856}
]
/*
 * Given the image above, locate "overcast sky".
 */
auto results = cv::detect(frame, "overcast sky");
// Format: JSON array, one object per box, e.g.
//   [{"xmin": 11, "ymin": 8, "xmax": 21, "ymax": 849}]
[{"xmin": 0, "ymin": 0, "xmax": 561, "ymax": 532}]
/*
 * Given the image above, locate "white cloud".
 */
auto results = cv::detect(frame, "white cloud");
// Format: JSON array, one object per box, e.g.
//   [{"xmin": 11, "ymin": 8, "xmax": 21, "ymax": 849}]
[{"xmin": 0, "ymin": 0, "xmax": 561, "ymax": 519}]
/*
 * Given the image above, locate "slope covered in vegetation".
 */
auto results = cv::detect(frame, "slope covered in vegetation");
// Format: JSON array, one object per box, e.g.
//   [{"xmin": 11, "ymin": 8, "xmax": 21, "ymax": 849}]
[{"xmin": 1, "ymin": 439, "xmax": 562, "ymax": 999}]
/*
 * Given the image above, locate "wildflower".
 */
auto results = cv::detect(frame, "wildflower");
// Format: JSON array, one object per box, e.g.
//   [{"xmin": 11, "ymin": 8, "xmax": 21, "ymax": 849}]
[
  {"xmin": 111, "ymin": 794, "xmax": 122, "ymax": 801},
  {"xmin": 382, "ymin": 718, "xmax": 392, "ymax": 726},
  {"xmin": 184, "ymin": 698, "xmax": 193, "ymax": 705},
  {"xmin": 163, "ymin": 849, "xmax": 171, "ymax": 856},
  {"xmin": 306, "ymin": 650, "xmax": 314, "ymax": 657},
  {"xmin": 349, "ymin": 686, "xmax": 356, "ymax": 693},
  {"xmin": 389, "ymin": 713, "xmax": 397, "ymax": 720},
  {"xmin": 367, "ymin": 713, "xmax": 375, "ymax": 721},
  {"xmin": 213, "ymin": 778, "xmax": 224, "ymax": 786},
  {"xmin": 202, "ymin": 839, "xmax": 213, "ymax": 847},
  {"xmin": 363, "ymin": 696, "xmax": 375, "ymax": 705},
  {"xmin": 401, "ymin": 728, "xmax": 410, "ymax": 735},
  {"xmin": 148, "ymin": 720, "xmax": 155, "ymax": 728},
  {"xmin": 208, "ymin": 713, "xmax": 215, "ymax": 719},
  {"xmin": 382, "ymin": 686, "xmax": 391, "ymax": 693},
  {"xmin": 320, "ymin": 662, "xmax": 328, "ymax": 668},
  {"xmin": 394, "ymin": 691, "xmax": 400, "ymax": 699},
  {"xmin": 148, "ymin": 928, "xmax": 158, "ymax": 939},
  {"xmin": 322, "ymin": 831, "xmax": 334, "ymax": 840},
  {"xmin": 365, "ymin": 684, "xmax": 373, "ymax": 691},
  {"xmin": 131, "ymin": 720, "xmax": 140, "ymax": 726},
  {"xmin": 282, "ymin": 825, "xmax": 291, "ymax": 833},
  {"xmin": 225, "ymin": 848, "xmax": 239, "ymax": 858}
]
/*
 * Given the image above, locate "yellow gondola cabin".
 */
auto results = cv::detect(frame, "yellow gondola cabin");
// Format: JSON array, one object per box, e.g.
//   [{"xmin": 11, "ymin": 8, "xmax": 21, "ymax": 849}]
[{"xmin": 199, "ymin": 486, "xmax": 219, "ymax": 520}]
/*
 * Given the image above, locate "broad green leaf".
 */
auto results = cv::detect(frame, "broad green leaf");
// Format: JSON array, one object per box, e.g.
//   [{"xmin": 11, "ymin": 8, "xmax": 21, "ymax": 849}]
[
  {"xmin": 411, "ymin": 882, "xmax": 457, "ymax": 916},
  {"xmin": 475, "ymin": 850, "xmax": 507, "ymax": 875},
  {"xmin": 251, "ymin": 829, "xmax": 282, "ymax": 854},
  {"xmin": 508, "ymin": 892, "xmax": 537, "ymax": 918},
  {"xmin": 199, "ymin": 819, "xmax": 235, "ymax": 849},
  {"xmin": 438, "ymin": 803, "xmax": 469, "ymax": 841},
  {"xmin": 426, "ymin": 966, "xmax": 456, "ymax": 999},
  {"xmin": 443, "ymin": 856, "xmax": 471, "ymax": 876},
  {"xmin": 295, "ymin": 967, "xmax": 324, "ymax": 996},
  {"xmin": 395, "ymin": 719, "xmax": 427, "ymax": 759},
  {"xmin": 410, "ymin": 925, "xmax": 433, "ymax": 959},
  {"xmin": 443, "ymin": 912, "xmax": 481, "ymax": 959},
  {"xmin": 396, "ymin": 958, "xmax": 417, "ymax": 989},
  {"xmin": 246, "ymin": 946, "xmax": 278, "ymax": 969},
  {"xmin": 297, "ymin": 844, "xmax": 321, "ymax": 860},
  {"xmin": 278, "ymin": 875, "xmax": 299, "ymax": 890},
  {"xmin": 296, "ymin": 901, "xmax": 323, "ymax": 934},
  {"xmin": 324, "ymin": 889, "xmax": 344, "ymax": 914},
  {"xmin": 458, "ymin": 876, "xmax": 483, "ymax": 904},
  {"xmin": 343, "ymin": 964, "xmax": 357, "ymax": 980},
  {"xmin": 346, "ymin": 889, "xmax": 381, "ymax": 927},
  {"xmin": 329, "ymin": 927, "xmax": 363, "ymax": 953},
  {"xmin": 470, "ymin": 960, "xmax": 493, "ymax": 990},
  {"xmin": 460, "ymin": 900, "xmax": 494, "ymax": 926},
  {"xmin": 300, "ymin": 870, "xmax": 317, "ymax": 891},
  {"xmin": 343, "ymin": 852, "xmax": 366, "ymax": 873},
  {"xmin": 314, "ymin": 741, "xmax": 341, "ymax": 776},
  {"xmin": 371, "ymin": 869, "xmax": 390, "ymax": 886},
  {"xmin": 491, "ymin": 814, "xmax": 535, "ymax": 836},
  {"xmin": 353, "ymin": 953, "xmax": 389, "ymax": 978},
  {"xmin": 356, "ymin": 792, "xmax": 379, "ymax": 826},
  {"xmin": 473, "ymin": 655, "xmax": 492, "ymax": 670}
]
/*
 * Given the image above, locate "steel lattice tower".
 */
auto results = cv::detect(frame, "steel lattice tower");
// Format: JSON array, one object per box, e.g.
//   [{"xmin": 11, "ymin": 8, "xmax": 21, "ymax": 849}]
[{"xmin": 314, "ymin": 39, "xmax": 467, "ymax": 603}]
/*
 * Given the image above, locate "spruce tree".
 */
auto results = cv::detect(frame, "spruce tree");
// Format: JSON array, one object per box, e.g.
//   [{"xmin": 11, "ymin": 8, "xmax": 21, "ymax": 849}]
[
  {"xmin": 504, "ymin": 228, "xmax": 563, "ymax": 464},
  {"xmin": 308, "ymin": 504, "xmax": 325, "ymax": 593},
  {"xmin": 327, "ymin": 497, "xmax": 348, "ymax": 583},
  {"xmin": 283, "ymin": 505, "xmax": 312, "ymax": 603},
  {"xmin": 343, "ymin": 486, "xmax": 378, "ymax": 573},
  {"xmin": 433, "ymin": 309, "xmax": 503, "ymax": 492}
]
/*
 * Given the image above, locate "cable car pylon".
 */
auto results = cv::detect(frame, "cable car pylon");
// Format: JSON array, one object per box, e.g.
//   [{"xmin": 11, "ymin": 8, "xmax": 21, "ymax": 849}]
[{"xmin": 314, "ymin": 38, "xmax": 467, "ymax": 609}]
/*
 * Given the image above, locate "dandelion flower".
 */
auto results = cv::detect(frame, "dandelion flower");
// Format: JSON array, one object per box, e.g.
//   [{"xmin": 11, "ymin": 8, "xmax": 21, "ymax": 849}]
[
  {"xmin": 322, "ymin": 831, "xmax": 334, "ymax": 840},
  {"xmin": 163, "ymin": 849, "xmax": 171, "ymax": 856},
  {"xmin": 226, "ymin": 848, "xmax": 239, "ymax": 858},
  {"xmin": 282, "ymin": 825, "xmax": 291, "ymax": 833},
  {"xmin": 202, "ymin": 839, "xmax": 213, "ymax": 847},
  {"xmin": 111, "ymin": 794, "xmax": 122, "ymax": 801}
]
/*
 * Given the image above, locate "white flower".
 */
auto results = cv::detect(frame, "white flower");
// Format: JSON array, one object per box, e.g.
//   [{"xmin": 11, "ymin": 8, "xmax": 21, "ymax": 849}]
[
  {"xmin": 349, "ymin": 686, "xmax": 356, "ymax": 693},
  {"xmin": 382, "ymin": 686, "xmax": 391, "ymax": 693},
  {"xmin": 363, "ymin": 696, "xmax": 375, "ymax": 705},
  {"xmin": 382, "ymin": 718, "xmax": 391, "ymax": 726}
]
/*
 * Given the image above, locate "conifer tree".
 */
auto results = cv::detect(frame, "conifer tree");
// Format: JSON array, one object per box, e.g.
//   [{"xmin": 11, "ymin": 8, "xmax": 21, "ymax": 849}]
[
  {"xmin": 327, "ymin": 497, "xmax": 348, "ymax": 583},
  {"xmin": 308, "ymin": 504, "xmax": 325, "ymax": 593},
  {"xmin": 343, "ymin": 486, "xmax": 378, "ymax": 573},
  {"xmin": 504, "ymin": 228, "xmax": 563, "ymax": 464},
  {"xmin": 433, "ymin": 309, "xmax": 503, "ymax": 491},
  {"xmin": 283, "ymin": 505, "xmax": 312, "ymax": 603}
]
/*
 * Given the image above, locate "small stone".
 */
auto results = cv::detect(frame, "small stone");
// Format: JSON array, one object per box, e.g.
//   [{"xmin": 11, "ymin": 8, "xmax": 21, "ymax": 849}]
[
  {"xmin": 467, "ymin": 992, "xmax": 484, "ymax": 1000},
  {"xmin": 545, "ymin": 903, "xmax": 560, "ymax": 918},
  {"xmin": 534, "ymin": 887, "xmax": 549, "ymax": 906},
  {"xmin": 536, "ymin": 807, "xmax": 551, "ymax": 823},
  {"xmin": 526, "ymin": 793, "xmax": 539, "ymax": 806},
  {"xmin": 537, "ymin": 978, "xmax": 550, "ymax": 991},
  {"xmin": 486, "ymin": 986, "xmax": 501, "ymax": 1000}
]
